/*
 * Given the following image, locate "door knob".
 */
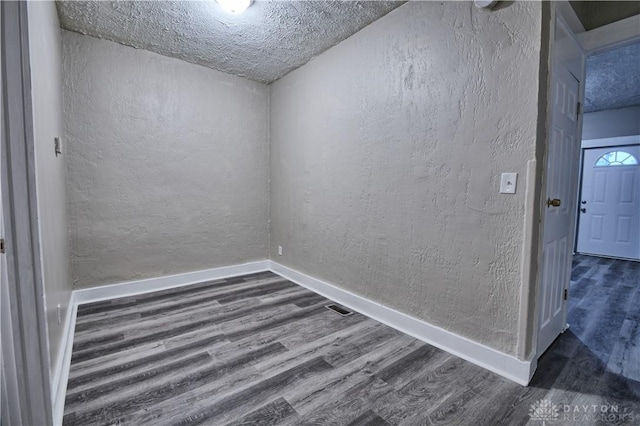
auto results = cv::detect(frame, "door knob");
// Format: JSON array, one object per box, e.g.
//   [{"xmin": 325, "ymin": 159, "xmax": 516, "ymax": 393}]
[
  {"xmin": 581, "ymin": 200, "xmax": 587, "ymax": 204},
  {"xmin": 580, "ymin": 208, "xmax": 586, "ymax": 213},
  {"xmin": 546, "ymin": 198, "xmax": 561, "ymax": 207}
]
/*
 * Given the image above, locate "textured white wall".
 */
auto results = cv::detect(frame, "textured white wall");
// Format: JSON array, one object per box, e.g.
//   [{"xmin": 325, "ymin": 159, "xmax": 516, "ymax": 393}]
[
  {"xmin": 582, "ymin": 106, "xmax": 640, "ymax": 140},
  {"xmin": 62, "ymin": 31, "xmax": 270, "ymax": 288},
  {"xmin": 27, "ymin": 1, "xmax": 73, "ymax": 376},
  {"xmin": 270, "ymin": 1, "xmax": 543, "ymax": 355}
]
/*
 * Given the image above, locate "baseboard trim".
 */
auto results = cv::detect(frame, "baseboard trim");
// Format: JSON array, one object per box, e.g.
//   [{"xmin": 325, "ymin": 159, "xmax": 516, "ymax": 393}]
[
  {"xmin": 269, "ymin": 261, "xmax": 535, "ymax": 386},
  {"xmin": 50, "ymin": 259, "xmax": 270, "ymax": 424},
  {"xmin": 73, "ymin": 260, "xmax": 271, "ymax": 305},
  {"xmin": 50, "ymin": 258, "xmax": 534, "ymax": 424},
  {"xmin": 51, "ymin": 292, "xmax": 77, "ymax": 426}
]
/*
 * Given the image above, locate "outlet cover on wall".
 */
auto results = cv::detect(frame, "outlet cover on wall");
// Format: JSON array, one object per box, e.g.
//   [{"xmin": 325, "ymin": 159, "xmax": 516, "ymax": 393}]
[
  {"xmin": 499, "ymin": 173, "xmax": 517, "ymax": 194},
  {"xmin": 278, "ymin": 246, "xmax": 283, "ymax": 256}
]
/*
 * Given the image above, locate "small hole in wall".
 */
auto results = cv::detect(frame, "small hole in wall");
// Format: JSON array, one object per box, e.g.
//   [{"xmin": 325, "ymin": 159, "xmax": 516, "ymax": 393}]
[{"xmin": 54, "ymin": 137, "xmax": 62, "ymax": 156}]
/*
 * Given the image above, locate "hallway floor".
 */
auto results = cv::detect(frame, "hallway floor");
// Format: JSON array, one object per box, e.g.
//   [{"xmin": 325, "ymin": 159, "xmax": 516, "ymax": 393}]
[{"xmin": 568, "ymin": 254, "xmax": 640, "ymax": 382}]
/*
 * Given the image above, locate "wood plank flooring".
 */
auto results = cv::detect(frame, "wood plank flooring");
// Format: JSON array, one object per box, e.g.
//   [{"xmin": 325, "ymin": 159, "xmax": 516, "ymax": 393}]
[
  {"xmin": 569, "ymin": 255, "xmax": 640, "ymax": 383},
  {"xmin": 64, "ymin": 266, "xmax": 640, "ymax": 426}
]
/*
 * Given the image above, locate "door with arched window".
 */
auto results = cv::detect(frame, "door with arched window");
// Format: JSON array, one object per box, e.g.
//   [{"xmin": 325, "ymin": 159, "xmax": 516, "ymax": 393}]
[{"xmin": 577, "ymin": 145, "xmax": 640, "ymax": 260}]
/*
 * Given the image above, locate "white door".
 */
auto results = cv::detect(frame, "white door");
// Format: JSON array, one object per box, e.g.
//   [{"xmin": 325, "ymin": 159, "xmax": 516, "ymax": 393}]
[
  {"xmin": 577, "ymin": 146, "xmax": 640, "ymax": 260},
  {"xmin": 537, "ymin": 64, "xmax": 581, "ymax": 356}
]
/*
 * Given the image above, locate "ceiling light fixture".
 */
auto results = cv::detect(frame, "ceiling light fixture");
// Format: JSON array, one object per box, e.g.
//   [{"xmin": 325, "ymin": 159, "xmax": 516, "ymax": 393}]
[
  {"xmin": 215, "ymin": 0, "xmax": 252, "ymax": 14},
  {"xmin": 473, "ymin": 0, "xmax": 497, "ymax": 9}
]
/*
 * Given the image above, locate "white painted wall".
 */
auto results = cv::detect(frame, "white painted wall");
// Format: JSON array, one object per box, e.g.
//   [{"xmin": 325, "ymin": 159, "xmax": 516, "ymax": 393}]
[
  {"xmin": 62, "ymin": 31, "xmax": 270, "ymax": 288},
  {"xmin": 27, "ymin": 1, "xmax": 73, "ymax": 377},
  {"xmin": 582, "ymin": 106, "xmax": 640, "ymax": 140},
  {"xmin": 270, "ymin": 1, "xmax": 543, "ymax": 356}
]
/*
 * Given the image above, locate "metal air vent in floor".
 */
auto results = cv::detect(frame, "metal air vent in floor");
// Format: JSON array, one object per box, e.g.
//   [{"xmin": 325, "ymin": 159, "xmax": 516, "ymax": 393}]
[{"xmin": 325, "ymin": 303, "xmax": 353, "ymax": 316}]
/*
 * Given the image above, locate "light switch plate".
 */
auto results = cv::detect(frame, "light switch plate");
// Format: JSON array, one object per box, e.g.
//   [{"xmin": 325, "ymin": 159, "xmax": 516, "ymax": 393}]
[{"xmin": 500, "ymin": 173, "xmax": 517, "ymax": 194}]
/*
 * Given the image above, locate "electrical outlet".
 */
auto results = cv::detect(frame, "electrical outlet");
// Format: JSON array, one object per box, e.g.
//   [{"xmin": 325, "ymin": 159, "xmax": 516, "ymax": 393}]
[
  {"xmin": 499, "ymin": 173, "xmax": 517, "ymax": 194},
  {"xmin": 57, "ymin": 304, "xmax": 62, "ymax": 325},
  {"xmin": 278, "ymin": 246, "xmax": 283, "ymax": 256}
]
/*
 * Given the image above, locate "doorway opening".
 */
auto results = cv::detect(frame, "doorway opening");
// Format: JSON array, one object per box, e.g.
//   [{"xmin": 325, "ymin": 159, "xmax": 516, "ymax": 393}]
[
  {"xmin": 575, "ymin": 40, "xmax": 640, "ymax": 262},
  {"xmin": 566, "ymin": 32, "xmax": 640, "ymax": 384},
  {"xmin": 535, "ymin": 6, "xmax": 640, "ymax": 371}
]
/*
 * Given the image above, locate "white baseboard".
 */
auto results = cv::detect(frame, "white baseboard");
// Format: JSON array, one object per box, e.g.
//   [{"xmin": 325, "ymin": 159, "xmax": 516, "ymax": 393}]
[
  {"xmin": 50, "ymin": 257, "xmax": 534, "ymax": 424},
  {"xmin": 51, "ymin": 292, "xmax": 78, "ymax": 426},
  {"xmin": 74, "ymin": 260, "xmax": 270, "ymax": 305},
  {"xmin": 269, "ymin": 261, "xmax": 536, "ymax": 386},
  {"xmin": 50, "ymin": 259, "xmax": 270, "ymax": 424}
]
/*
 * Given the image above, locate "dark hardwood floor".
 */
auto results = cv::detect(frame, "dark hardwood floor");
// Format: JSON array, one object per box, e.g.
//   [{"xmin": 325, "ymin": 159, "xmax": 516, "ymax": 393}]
[
  {"xmin": 64, "ymin": 263, "xmax": 640, "ymax": 426},
  {"xmin": 568, "ymin": 255, "xmax": 640, "ymax": 383}
]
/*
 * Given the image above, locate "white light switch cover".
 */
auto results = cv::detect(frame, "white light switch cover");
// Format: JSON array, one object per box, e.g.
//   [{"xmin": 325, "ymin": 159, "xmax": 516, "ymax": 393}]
[{"xmin": 500, "ymin": 173, "xmax": 517, "ymax": 194}]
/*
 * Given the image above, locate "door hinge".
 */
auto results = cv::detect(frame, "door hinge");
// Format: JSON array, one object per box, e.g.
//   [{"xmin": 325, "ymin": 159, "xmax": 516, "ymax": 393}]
[
  {"xmin": 563, "ymin": 288, "xmax": 568, "ymax": 301},
  {"xmin": 0, "ymin": 238, "xmax": 4, "ymax": 254},
  {"xmin": 576, "ymin": 102, "xmax": 581, "ymax": 118}
]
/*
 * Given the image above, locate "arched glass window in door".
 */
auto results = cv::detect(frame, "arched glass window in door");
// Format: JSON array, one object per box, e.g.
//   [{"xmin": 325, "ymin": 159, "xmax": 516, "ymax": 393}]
[{"xmin": 595, "ymin": 151, "xmax": 639, "ymax": 167}]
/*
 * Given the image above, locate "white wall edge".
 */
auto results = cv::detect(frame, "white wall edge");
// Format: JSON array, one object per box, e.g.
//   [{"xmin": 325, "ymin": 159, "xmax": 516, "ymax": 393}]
[
  {"xmin": 73, "ymin": 260, "xmax": 270, "ymax": 305},
  {"xmin": 555, "ymin": 1, "xmax": 585, "ymax": 37},
  {"xmin": 516, "ymin": 158, "xmax": 537, "ymax": 361},
  {"xmin": 50, "ymin": 292, "xmax": 77, "ymax": 426},
  {"xmin": 269, "ymin": 261, "xmax": 535, "ymax": 386}
]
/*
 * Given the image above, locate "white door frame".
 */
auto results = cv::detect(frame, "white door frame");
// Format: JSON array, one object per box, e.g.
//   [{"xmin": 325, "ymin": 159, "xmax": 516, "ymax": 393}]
[
  {"xmin": 533, "ymin": 6, "xmax": 640, "ymax": 359},
  {"xmin": 577, "ymin": 14, "xmax": 640, "ymax": 54},
  {"xmin": 1, "ymin": 1, "xmax": 54, "ymax": 424},
  {"xmin": 533, "ymin": 4, "xmax": 586, "ymax": 360}
]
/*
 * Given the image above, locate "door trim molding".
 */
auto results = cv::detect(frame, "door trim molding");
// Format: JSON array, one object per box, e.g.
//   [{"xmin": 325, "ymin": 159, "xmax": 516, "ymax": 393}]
[
  {"xmin": 582, "ymin": 135, "xmax": 640, "ymax": 150},
  {"xmin": 51, "ymin": 293, "xmax": 78, "ymax": 424},
  {"xmin": 577, "ymin": 15, "xmax": 640, "ymax": 53},
  {"xmin": 271, "ymin": 261, "xmax": 535, "ymax": 386},
  {"xmin": 555, "ymin": 0, "xmax": 585, "ymax": 35},
  {"xmin": 1, "ymin": 1, "xmax": 54, "ymax": 424}
]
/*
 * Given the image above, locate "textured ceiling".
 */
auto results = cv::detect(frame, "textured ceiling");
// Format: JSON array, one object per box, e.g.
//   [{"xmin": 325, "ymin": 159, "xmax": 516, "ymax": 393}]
[
  {"xmin": 584, "ymin": 41, "xmax": 640, "ymax": 113},
  {"xmin": 56, "ymin": 0, "xmax": 405, "ymax": 83}
]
